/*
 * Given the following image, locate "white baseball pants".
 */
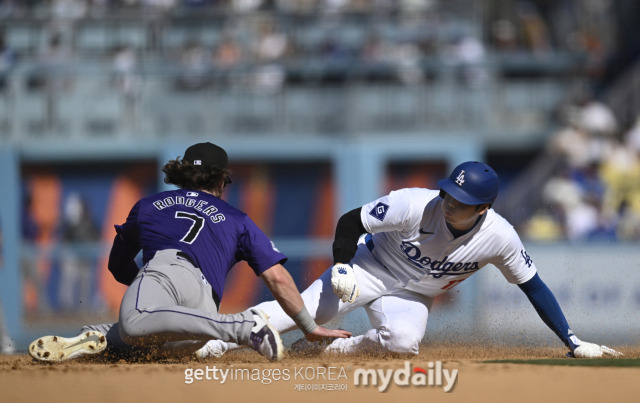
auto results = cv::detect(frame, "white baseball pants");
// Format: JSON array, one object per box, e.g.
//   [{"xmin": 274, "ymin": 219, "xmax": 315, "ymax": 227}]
[{"xmin": 253, "ymin": 243, "xmax": 433, "ymax": 354}]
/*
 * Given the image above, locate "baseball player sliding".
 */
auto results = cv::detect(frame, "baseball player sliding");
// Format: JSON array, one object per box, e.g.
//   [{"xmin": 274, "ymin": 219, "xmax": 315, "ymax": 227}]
[
  {"xmin": 200, "ymin": 161, "xmax": 622, "ymax": 359},
  {"xmin": 28, "ymin": 142, "xmax": 350, "ymax": 363}
]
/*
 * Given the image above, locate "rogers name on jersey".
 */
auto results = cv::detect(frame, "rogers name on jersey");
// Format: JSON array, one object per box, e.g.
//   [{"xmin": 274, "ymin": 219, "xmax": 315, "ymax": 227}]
[
  {"xmin": 152, "ymin": 195, "xmax": 226, "ymax": 223},
  {"xmin": 400, "ymin": 241, "xmax": 480, "ymax": 278}
]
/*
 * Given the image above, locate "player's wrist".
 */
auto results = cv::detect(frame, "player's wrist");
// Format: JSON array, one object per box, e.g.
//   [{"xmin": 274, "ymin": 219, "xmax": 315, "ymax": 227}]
[
  {"xmin": 291, "ymin": 305, "xmax": 318, "ymax": 334},
  {"xmin": 563, "ymin": 331, "xmax": 582, "ymax": 351}
]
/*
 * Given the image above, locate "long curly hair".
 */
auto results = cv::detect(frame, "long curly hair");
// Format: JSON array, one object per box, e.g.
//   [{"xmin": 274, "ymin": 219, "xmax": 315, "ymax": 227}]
[{"xmin": 161, "ymin": 157, "xmax": 231, "ymax": 193}]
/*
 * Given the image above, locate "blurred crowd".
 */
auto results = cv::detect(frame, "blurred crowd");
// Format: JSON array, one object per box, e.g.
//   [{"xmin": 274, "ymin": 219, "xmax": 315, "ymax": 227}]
[
  {"xmin": 0, "ymin": 0, "xmax": 495, "ymax": 15},
  {"xmin": 525, "ymin": 94, "xmax": 640, "ymax": 242},
  {"xmin": 2, "ymin": 0, "xmax": 639, "ymax": 243},
  {"xmin": 0, "ymin": 0, "xmax": 619, "ymax": 59},
  {"xmin": 0, "ymin": 0, "xmax": 622, "ymax": 93}
]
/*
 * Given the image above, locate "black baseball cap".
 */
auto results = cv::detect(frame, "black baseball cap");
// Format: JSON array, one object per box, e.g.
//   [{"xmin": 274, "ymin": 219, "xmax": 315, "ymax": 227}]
[{"xmin": 183, "ymin": 142, "xmax": 232, "ymax": 183}]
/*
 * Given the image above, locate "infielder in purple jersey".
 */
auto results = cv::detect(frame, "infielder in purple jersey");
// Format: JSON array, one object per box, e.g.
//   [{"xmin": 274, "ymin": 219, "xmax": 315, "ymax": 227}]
[
  {"xmin": 28, "ymin": 142, "xmax": 350, "ymax": 363},
  {"xmin": 201, "ymin": 161, "xmax": 623, "ymax": 359}
]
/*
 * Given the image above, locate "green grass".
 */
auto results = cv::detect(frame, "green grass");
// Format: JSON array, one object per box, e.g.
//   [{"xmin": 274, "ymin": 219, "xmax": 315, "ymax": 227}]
[{"xmin": 483, "ymin": 358, "xmax": 640, "ymax": 367}]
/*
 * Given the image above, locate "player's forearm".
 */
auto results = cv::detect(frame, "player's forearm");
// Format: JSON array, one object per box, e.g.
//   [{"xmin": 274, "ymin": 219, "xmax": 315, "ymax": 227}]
[
  {"xmin": 518, "ymin": 273, "xmax": 576, "ymax": 349},
  {"xmin": 261, "ymin": 264, "xmax": 306, "ymax": 316},
  {"xmin": 107, "ymin": 234, "xmax": 140, "ymax": 286},
  {"xmin": 260, "ymin": 264, "xmax": 318, "ymax": 333},
  {"xmin": 332, "ymin": 207, "xmax": 367, "ymax": 264}
]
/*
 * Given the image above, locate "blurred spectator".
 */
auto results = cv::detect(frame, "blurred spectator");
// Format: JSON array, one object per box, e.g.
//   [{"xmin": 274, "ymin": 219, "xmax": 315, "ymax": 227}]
[
  {"xmin": 49, "ymin": 0, "xmax": 88, "ymax": 45},
  {"xmin": 360, "ymin": 34, "xmax": 388, "ymax": 65},
  {"xmin": 399, "ymin": 0, "xmax": 435, "ymax": 14},
  {"xmin": 50, "ymin": 0, "xmax": 87, "ymax": 22},
  {"xmin": 250, "ymin": 21, "xmax": 288, "ymax": 93},
  {"xmin": 542, "ymin": 167, "xmax": 582, "ymax": 219},
  {"xmin": 578, "ymin": 98, "xmax": 618, "ymax": 136},
  {"xmin": 540, "ymin": 166, "xmax": 613, "ymax": 242},
  {"xmin": 549, "ymin": 124, "xmax": 593, "ymax": 170},
  {"xmin": 32, "ymin": 32, "xmax": 75, "ymax": 131},
  {"xmin": 320, "ymin": 0, "xmax": 350, "ymax": 14},
  {"xmin": 319, "ymin": 36, "xmax": 353, "ymax": 64},
  {"xmin": 599, "ymin": 142, "xmax": 640, "ymax": 234},
  {"xmin": 254, "ymin": 21, "xmax": 288, "ymax": 63},
  {"xmin": 214, "ymin": 34, "xmax": 246, "ymax": 69},
  {"xmin": 446, "ymin": 34, "xmax": 488, "ymax": 88},
  {"xmin": 516, "ymin": 1, "xmax": 551, "ymax": 54},
  {"xmin": 563, "ymin": 197, "xmax": 599, "ymax": 241},
  {"xmin": 232, "ymin": 0, "xmax": 264, "ymax": 13},
  {"xmin": 174, "ymin": 39, "xmax": 213, "ymax": 91},
  {"xmin": 523, "ymin": 205, "xmax": 564, "ymax": 242},
  {"xmin": 142, "ymin": 0, "xmax": 178, "ymax": 13},
  {"xmin": 58, "ymin": 193, "xmax": 100, "ymax": 312},
  {"xmin": 625, "ymin": 115, "xmax": 640, "ymax": 153},
  {"xmin": 0, "ymin": 30, "xmax": 16, "ymax": 92},
  {"xmin": 0, "ymin": 30, "xmax": 16, "ymax": 132},
  {"xmin": 571, "ymin": 161, "xmax": 606, "ymax": 205},
  {"xmin": 392, "ymin": 41, "xmax": 424, "ymax": 85},
  {"xmin": 552, "ymin": 92, "xmax": 618, "ymax": 169},
  {"xmin": 540, "ymin": 163, "xmax": 598, "ymax": 241},
  {"xmin": 251, "ymin": 64, "xmax": 285, "ymax": 93},
  {"xmin": 213, "ymin": 33, "xmax": 246, "ymax": 87},
  {"xmin": 616, "ymin": 200, "xmax": 640, "ymax": 241},
  {"xmin": 111, "ymin": 44, "xmax": 143, "ymax": 130},
  {"xmin": 491, "ymin": 19, "xmax": 519, "ymax": 52}
]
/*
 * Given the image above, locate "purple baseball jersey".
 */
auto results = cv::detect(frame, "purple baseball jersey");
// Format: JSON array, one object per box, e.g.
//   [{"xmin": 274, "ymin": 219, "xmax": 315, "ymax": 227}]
[{"xmin": 114, "ymin": 188, "xmax": 287, "ymax": 300}]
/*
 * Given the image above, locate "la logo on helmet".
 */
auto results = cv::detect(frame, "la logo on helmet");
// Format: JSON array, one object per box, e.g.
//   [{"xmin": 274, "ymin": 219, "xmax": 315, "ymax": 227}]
[{"xmin": 455, "ymin": 170, "xmax": 466, "ymax": 186}]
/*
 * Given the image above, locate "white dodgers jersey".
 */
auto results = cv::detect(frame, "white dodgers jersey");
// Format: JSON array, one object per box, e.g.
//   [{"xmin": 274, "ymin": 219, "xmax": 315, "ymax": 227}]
[{"xmin": 360, "ymin": 188, "xmax": 537, "ymax": 297}]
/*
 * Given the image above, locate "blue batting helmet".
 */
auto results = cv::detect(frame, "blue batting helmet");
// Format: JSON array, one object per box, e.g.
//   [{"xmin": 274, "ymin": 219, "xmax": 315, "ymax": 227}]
[{"xmin": 438, "ymin": 161, "xmax": 499, "ymax": 205}]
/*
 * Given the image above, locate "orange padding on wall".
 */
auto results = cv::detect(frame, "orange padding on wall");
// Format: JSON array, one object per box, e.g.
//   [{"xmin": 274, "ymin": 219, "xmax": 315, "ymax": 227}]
[
  {"xmin": 23, "ymin": 175, "xmax": 60, "ymax": 313},
  {"xmin": 98, "ymin": 176, "xmax": 143, "ymax": 315}
]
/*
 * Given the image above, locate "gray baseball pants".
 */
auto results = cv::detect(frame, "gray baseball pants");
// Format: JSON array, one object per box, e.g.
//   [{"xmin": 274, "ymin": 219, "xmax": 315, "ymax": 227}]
[{"xmin": 85, "ymin": 249, "xmax": 255, "ymax": 355}]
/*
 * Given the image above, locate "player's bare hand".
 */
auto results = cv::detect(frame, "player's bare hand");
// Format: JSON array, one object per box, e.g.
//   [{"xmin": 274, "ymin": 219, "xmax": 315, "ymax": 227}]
[
  {"xmin": 331, "ymin": 263, "xmax": 360, "ymax": 303},
  {"xmin": 304, "ymin": 326, "xmax": 352, "ymax": 342}
]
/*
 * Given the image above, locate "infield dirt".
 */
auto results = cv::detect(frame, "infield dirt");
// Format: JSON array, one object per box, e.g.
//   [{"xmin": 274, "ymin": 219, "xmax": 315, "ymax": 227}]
[{"xmin": 2, "ymin": 344, "xmax": 638, "ymax": 403}]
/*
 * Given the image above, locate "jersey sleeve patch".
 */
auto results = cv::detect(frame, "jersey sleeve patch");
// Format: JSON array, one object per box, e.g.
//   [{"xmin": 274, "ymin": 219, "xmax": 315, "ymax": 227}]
[
  {"xmin": 270, "ymin": 241, "xmax": 281, "ymax": 253},
  {"xmin": 369, "ymin": 202, "xmax": 390, "ymax": 222}
]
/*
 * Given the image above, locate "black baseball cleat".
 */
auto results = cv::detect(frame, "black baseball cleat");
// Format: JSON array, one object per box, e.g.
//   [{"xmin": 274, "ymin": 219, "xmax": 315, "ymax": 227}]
[
  {"xmin": 29, "ymin": 331, "xmax": 107, "ymax": 363},
  {"xmin": 249, "ymin": 309, "xmax": 283, "ymax": 361}
]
